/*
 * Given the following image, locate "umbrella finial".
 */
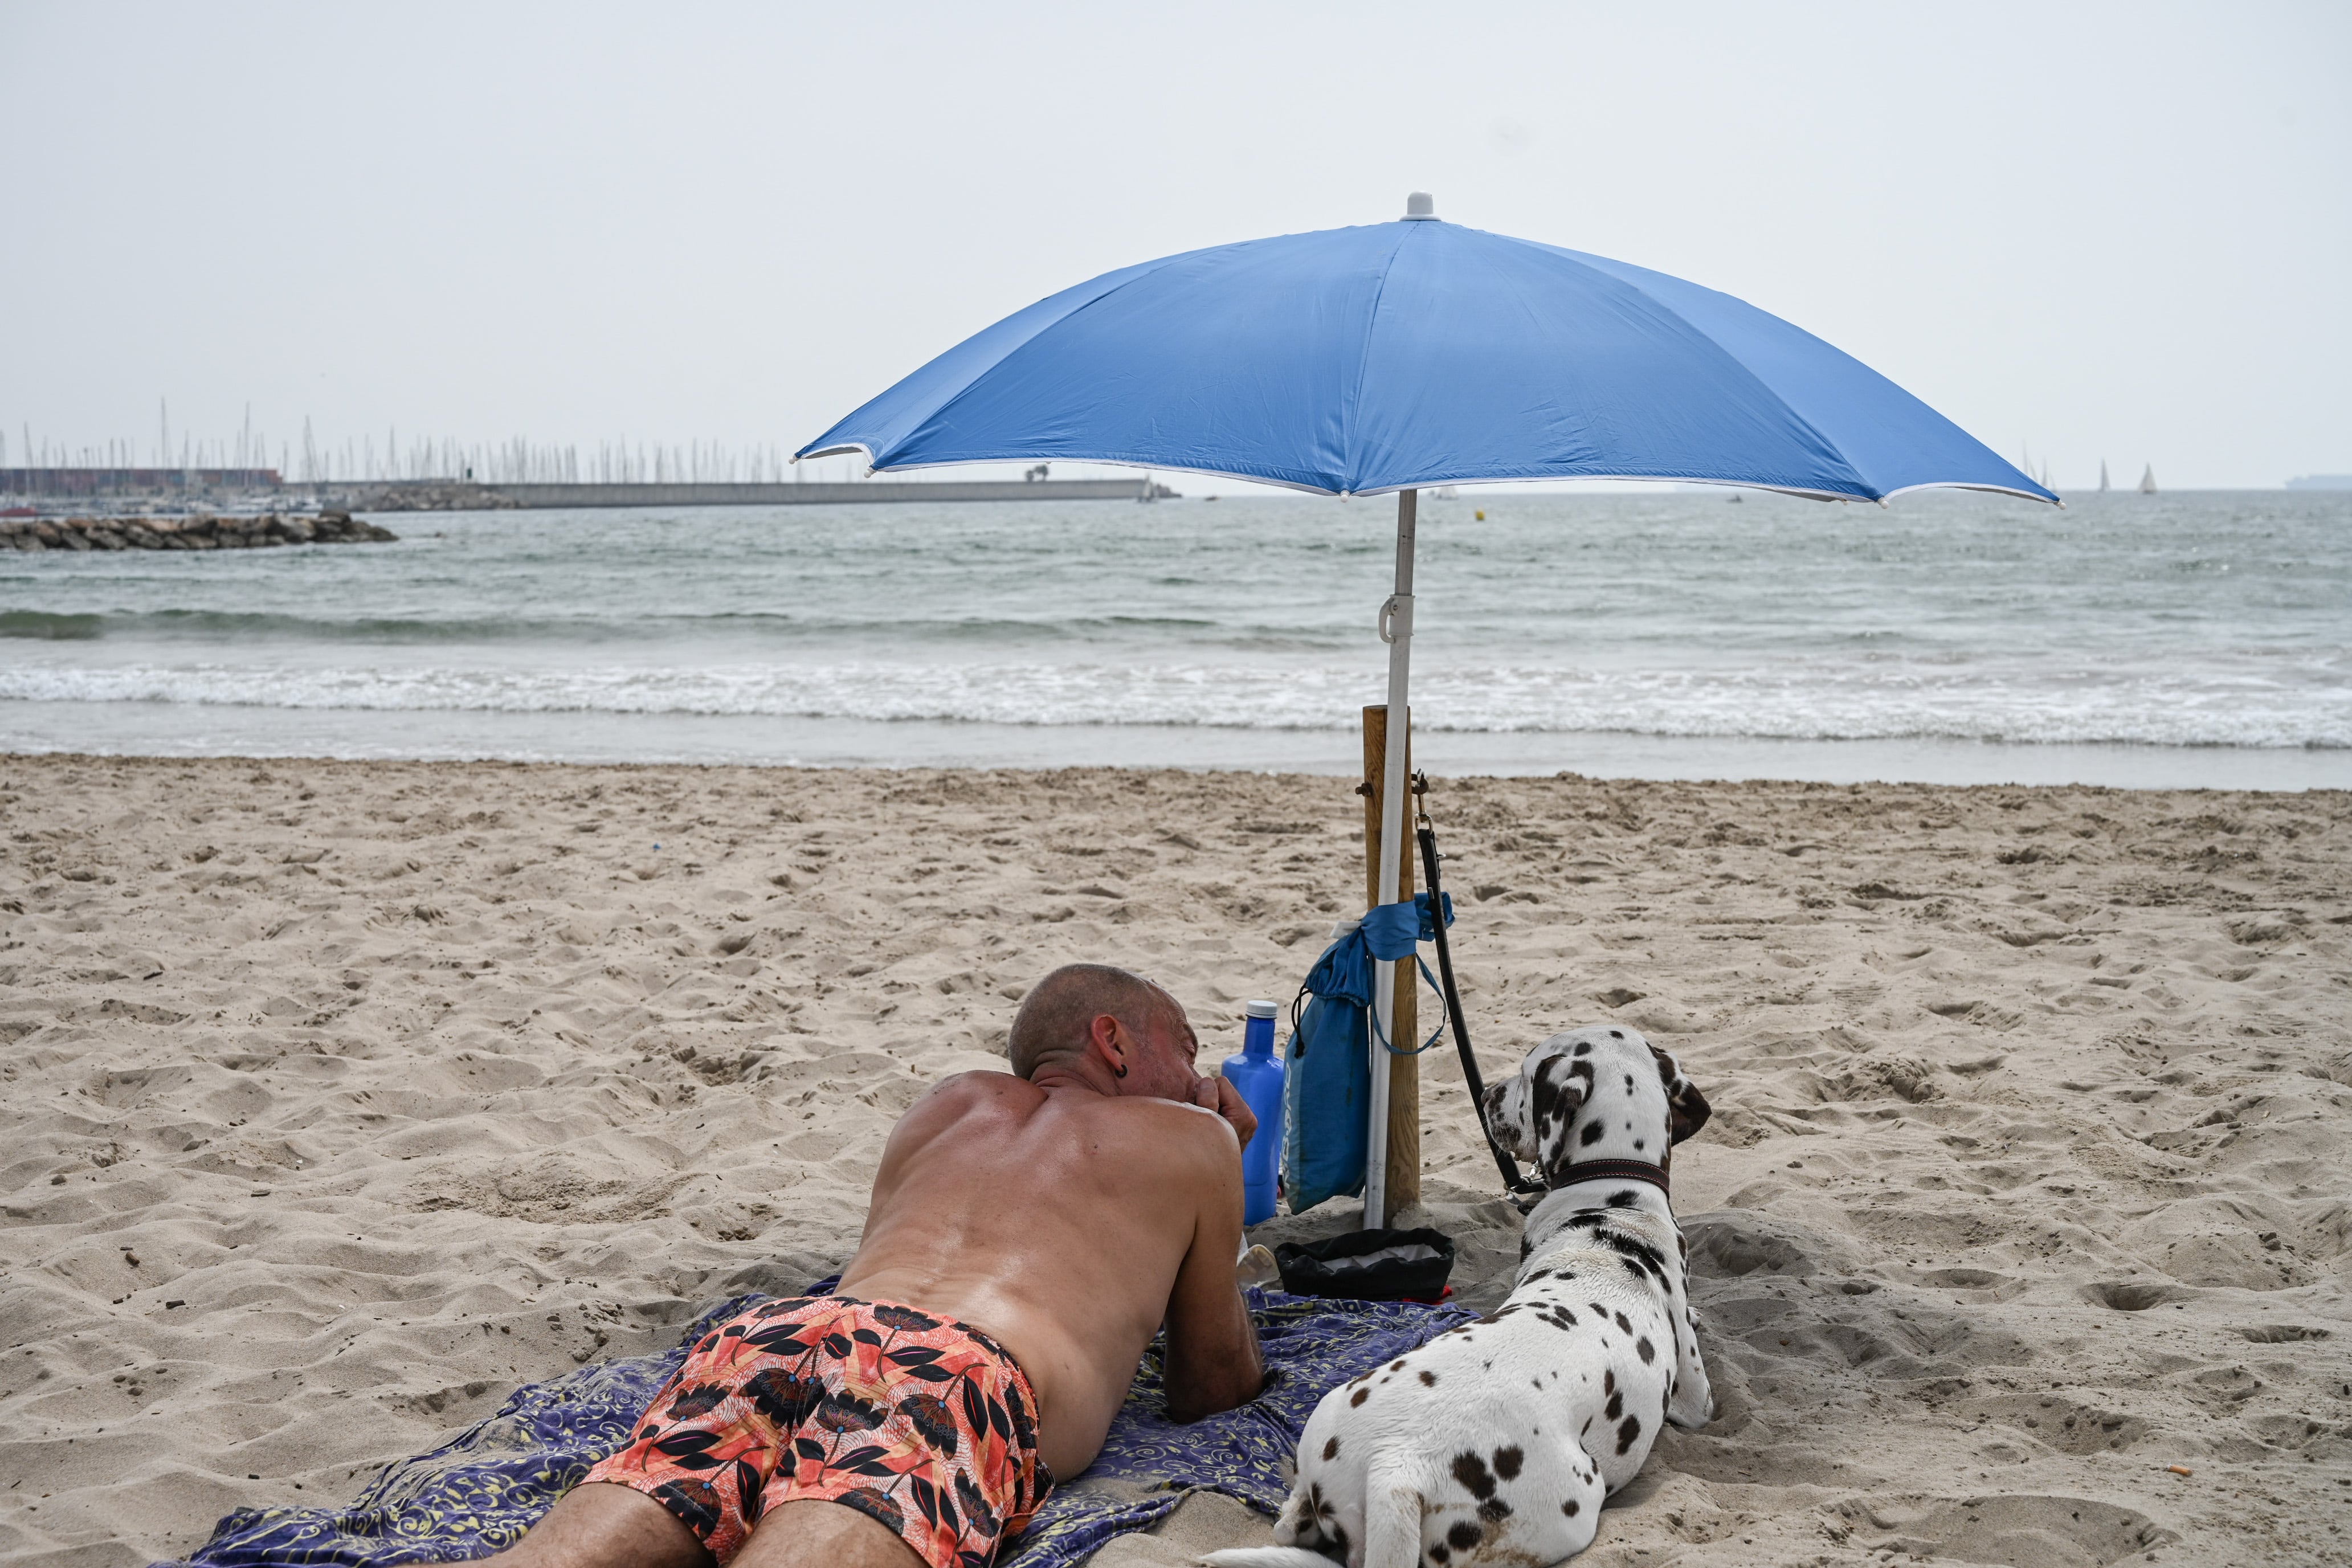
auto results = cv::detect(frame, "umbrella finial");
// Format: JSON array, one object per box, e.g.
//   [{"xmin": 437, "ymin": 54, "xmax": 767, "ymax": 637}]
[{"xmin": 1403, "ymin": 191, "xmax": 1436, "ymax": 220}]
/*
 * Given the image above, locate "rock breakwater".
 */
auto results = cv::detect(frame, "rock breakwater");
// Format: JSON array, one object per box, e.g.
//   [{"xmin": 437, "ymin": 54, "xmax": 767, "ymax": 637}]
[{"xmin": 0, "ymin": 510, "xmax": 397, "ymax": 552}]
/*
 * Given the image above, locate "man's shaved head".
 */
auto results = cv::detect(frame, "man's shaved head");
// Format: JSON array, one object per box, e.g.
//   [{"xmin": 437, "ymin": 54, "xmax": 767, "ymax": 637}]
[{"xmin": 1008, "ymin": 963, "xmax": 1173, "ymax": 1079}]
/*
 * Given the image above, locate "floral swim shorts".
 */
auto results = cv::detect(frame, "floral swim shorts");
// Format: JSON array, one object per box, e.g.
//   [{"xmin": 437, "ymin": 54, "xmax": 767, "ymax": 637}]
[{"xmin": 582, "ymin": 1294, "xmax": 1051, "ymax": 1568}]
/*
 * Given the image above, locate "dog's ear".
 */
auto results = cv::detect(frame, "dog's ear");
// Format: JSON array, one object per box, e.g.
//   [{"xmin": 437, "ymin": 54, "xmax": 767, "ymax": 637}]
[
  {"xmin": 1481, "ymin": 1075, "xmax": 1538, "ymax": 1163},
  {"xmin": 1650, "ymin": 1044, "xmax": 1710, "ymax": 1145},
  {"xmin": 1529, "ymin": 1043, "xmax": 1597, "ymax": 1178}
]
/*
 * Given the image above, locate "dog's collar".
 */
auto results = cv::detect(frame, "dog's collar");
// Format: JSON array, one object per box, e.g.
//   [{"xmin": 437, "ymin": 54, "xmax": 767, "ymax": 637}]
[{"xmin": 1544, "ymin": 1156, "xmax": 1670, "ymax": 1197}]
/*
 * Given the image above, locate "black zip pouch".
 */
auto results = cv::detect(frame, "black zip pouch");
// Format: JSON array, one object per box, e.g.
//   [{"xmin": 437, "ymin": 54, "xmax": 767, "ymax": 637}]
[{"xmin": 1273, "ymin": 1227, "xmax": 1454, "ymax": 1302}]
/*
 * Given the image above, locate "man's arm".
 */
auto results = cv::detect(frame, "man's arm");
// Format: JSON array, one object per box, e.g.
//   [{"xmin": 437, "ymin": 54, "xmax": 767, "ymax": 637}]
[{"xmin": 1159, "ymin": 1130, "xmax": 1265, "ymax": 1423}]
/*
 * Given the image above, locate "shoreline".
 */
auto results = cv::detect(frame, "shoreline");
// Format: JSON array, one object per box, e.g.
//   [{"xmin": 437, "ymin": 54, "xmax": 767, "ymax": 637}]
[
  {"xmin": 3, "ymin": 756, "xmax": 2346, "ymax": 1565},
  {"xmin": 3, "ymin": 724, "xmax": 2345, "ymax": 792}
]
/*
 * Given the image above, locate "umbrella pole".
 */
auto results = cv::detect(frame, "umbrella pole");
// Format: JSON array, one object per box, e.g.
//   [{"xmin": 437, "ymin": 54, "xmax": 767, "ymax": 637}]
[{"xmin": 1365, "ymin": 488, "xmax": 1417, "ymax": 1230}]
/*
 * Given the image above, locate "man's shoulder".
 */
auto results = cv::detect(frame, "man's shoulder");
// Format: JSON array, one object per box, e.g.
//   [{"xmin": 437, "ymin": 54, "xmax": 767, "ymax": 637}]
[
  {"xmin": 1061, "ymin": 1091, "xmax": 1240, "ymax": 1163},
  {"xmin": 909, "ymin": 1076, "xmax": 1233, "ymax": 1170},
  {"xmin": 922, "ymin": 1068, "xmax": 1042, "ymax": 1109},
  {"xmin": 932, "ymin": 1067, "xmax": 1034, "ymax": 1093},
  {"xmin": 894, "ymin": 1069, "xmax": 1042, "ymax": 1131}
]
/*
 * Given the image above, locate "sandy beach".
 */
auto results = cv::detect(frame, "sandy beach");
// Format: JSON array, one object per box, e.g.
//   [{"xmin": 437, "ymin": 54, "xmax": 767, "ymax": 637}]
[{"xmin": 3, "ymin": 755, "xmax": 2347, "ymax": 1567}]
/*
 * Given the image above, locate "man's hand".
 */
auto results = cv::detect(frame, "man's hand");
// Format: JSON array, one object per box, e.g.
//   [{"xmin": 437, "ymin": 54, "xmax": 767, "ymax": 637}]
[{"xmin": 1193, "ymin": 1073, "xmax": 1259, "ymax": 1150}]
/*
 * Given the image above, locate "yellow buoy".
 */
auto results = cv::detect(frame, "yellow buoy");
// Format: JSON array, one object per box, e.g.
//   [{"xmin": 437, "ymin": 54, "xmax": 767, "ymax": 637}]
[{"xmin": 1473, "ymin": 508, "xmax": 1485, "ymax": 521}]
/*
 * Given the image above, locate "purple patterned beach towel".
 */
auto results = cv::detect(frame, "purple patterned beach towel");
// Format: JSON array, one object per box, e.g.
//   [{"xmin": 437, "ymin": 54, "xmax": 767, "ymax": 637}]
[{"xmin": 165, "ymin": 1285, "xmax": 1476, "ymax": 1568}]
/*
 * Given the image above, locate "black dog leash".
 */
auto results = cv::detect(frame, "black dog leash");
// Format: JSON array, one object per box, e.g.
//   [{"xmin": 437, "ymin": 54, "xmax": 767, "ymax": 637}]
[{"xmin": 1414, "ymin": 778, "xmax": 1545, "ymax": 1200}]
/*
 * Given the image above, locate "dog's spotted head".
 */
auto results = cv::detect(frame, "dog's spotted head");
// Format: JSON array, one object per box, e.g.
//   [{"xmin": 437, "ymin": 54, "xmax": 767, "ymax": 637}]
[{"xmin": 1481, "ymin": 1025, "xmax": 1710, "ymax": 1183}]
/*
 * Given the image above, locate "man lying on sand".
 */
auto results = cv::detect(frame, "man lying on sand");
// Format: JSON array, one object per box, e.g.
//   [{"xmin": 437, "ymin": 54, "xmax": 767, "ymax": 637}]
[{"xmin": 479, "ymin": 963, "xmax": 1267, "ymax": 1568}]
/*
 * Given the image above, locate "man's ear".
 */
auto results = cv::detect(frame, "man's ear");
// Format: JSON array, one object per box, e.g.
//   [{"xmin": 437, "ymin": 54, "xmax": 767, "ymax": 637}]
[
  {"xmin": 1088, "ymin": 1013, "xmax": 1132, "ymax": 1080},
  {"xmin": 1651, "ymin": 1044, "xmax": 1711, "ymax": 1145}
]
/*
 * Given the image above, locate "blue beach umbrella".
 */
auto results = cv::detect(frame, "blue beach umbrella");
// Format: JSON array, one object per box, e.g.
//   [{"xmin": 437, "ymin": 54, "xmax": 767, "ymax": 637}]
[{"xmin": 799, "ymin": 194, "xmax": 2058, "ymax": 1224}]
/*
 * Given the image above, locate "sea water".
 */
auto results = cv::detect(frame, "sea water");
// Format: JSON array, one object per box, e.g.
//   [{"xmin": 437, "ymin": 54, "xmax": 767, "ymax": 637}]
[{"xmin": 2, "ymin": 488, "xmax": 2346, "ymax": 789}]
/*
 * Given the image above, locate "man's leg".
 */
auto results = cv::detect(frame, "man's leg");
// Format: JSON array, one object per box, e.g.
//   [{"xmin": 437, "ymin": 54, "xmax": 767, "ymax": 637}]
[
  {"xmin": 732, "ymin": 1500, "xmax": 922, "ymax": 1568},
  {"xmin": 476, "ymin": 1481, "xmax": 709, "ymax": 1568}
]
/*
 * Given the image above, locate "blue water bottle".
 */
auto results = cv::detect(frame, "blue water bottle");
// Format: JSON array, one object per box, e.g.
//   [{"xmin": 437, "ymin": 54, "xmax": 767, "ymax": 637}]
[{"xmin": 1222, "ymin": 1001, "xmax": 1287, "ymax": 1226}]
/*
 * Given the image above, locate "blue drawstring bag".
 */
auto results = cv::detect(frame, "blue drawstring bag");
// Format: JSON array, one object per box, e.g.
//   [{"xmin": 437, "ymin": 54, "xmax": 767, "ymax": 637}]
[{"xmin": 1279, "ymin": 893, "xmax": 1452, "ymax": 1214}]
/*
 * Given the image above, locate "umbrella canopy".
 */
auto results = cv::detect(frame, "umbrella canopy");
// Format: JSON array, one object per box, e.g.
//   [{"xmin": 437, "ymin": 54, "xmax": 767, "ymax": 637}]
[
  {"xmin": 798, "ymin": 205, "xmax": 2056, "ymax": 505},
  {"xmin": 798, "ymin": 198, "xmax": 2058, "ymax": 1227}
]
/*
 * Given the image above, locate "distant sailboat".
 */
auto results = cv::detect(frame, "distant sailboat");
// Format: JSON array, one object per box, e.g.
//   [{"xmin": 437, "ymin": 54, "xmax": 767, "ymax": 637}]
[
  {"xmin": 2138, "ymin": 464, "xmax": 2158, "ymax": 495},
  {"xmin": 2099, "ymin": 459, "xmax": 2110, "ymax": 492},
  {"xmin": 2021, "ymin": 443, "xmax": 2055, "ymax": 491}
]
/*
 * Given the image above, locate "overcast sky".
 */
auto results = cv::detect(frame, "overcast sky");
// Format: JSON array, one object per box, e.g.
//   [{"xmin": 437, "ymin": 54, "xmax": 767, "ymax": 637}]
[{"xmin": 5, "ymin": 1, "xmax": 2347, "ymax": 490}]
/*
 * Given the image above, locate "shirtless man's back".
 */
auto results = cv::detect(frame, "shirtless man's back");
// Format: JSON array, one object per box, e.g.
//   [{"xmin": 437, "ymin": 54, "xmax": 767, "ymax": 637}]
[
  {"xmin": 483, "ymin": 963, "xmax": 1264, "ymax": 1568},
  {"xmin": 842, "ymin": 1067, "xmax": 1262, "ymax": 1476}
]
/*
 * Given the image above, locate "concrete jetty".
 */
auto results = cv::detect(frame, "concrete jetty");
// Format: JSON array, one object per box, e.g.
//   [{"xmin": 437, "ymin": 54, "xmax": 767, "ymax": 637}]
[
  {"xmin": 0, "ymin": 471, "xmax": 1177, "ymax": 514},
  {"xmin": 326, "ymin": 476, "xmax": 1174, "ymax": 511}
]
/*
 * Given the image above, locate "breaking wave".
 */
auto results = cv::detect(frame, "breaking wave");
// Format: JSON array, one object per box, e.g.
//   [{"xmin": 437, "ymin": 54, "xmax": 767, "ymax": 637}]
[{"xmin": 2, "ymin": 656, "xmax": 2342, "ymax": 749}]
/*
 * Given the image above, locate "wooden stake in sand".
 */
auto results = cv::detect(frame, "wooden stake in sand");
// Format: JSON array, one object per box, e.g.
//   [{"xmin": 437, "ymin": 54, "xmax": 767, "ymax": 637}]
[{"xmin": 1361, "ymin": 703, "xmax": 1420, "ymax": 1215}]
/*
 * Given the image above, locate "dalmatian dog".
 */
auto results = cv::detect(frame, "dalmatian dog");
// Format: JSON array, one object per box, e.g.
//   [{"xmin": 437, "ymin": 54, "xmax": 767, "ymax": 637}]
[{"xmin": 1204, "ymin": 1026, "xmax": 1713, "ymax": 1568}]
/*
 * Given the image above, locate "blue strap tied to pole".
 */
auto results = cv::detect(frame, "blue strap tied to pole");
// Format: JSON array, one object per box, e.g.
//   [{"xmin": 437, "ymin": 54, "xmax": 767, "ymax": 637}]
[
  {"xmin": 1362, "ymin": 890, "xmax": 1453, "ymax": 957},
  {"xmin": 1298, "ymin": 893, "xmax": 1453, "ymax": 1056}
]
